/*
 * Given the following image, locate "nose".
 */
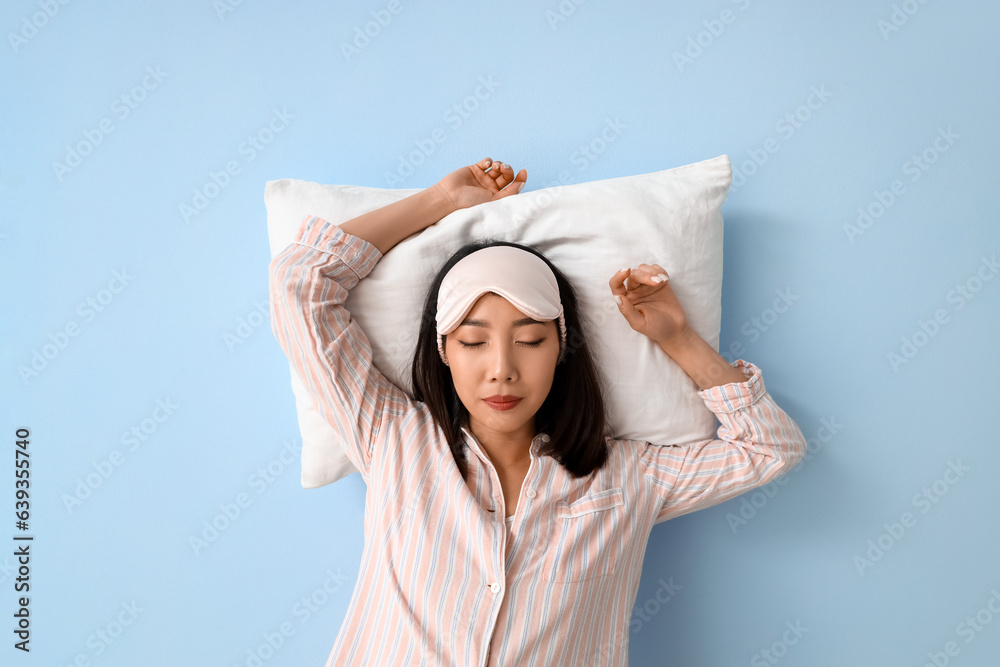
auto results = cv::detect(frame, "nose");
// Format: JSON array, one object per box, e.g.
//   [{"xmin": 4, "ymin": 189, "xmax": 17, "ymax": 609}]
[{"xmin": 490, "ymin": 343, "xmax": 519, "ymax": 381}]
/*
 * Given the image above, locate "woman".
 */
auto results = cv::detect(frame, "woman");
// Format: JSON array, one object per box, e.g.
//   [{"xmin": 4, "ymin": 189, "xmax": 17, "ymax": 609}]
[{"xmin": 269, "ymin": 157, "xmax": 808, "ymax": 666}]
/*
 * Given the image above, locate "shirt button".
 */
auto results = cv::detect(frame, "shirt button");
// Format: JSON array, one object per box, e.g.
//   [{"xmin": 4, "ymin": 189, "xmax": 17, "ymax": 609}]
[
  {"xmin": 525, "ymin": 489, "xmax": 536, "ymax": 499},
  {"xmin": 490, "ymin": 582, "xmax": 501, "ymax": 593}
]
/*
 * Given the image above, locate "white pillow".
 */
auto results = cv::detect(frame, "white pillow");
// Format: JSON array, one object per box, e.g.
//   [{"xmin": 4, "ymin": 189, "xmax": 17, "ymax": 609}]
[{"xmin": 266, "ymin": 155, "xmax": 732, "ymax": 489}]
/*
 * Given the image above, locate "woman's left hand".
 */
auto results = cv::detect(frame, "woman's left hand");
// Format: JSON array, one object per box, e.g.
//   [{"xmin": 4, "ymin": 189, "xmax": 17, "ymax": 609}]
[{"xmin": 610, "ymin": 264, "xmax": 690, "ymax": 345}]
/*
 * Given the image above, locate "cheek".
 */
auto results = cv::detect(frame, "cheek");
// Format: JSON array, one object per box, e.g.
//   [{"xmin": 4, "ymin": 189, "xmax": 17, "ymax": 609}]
[
  {"xmin": 527, "ymin": 368, "xmax": 552, "ymax": 395},
  {"xmin": 451, "ymin": 370, "xmax": 477, "ymax": 400}
]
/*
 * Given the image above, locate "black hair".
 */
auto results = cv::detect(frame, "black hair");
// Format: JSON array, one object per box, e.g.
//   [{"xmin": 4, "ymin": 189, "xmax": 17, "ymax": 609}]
[{"xmin": 409, "ymin": 238, "xmax": 611, "ymax": 482}]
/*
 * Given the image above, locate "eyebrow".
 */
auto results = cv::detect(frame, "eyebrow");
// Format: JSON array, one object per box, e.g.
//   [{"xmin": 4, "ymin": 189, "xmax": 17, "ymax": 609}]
[{"xmin": 458, "ymin": 317, "xmax": 546, "ymax": 329}]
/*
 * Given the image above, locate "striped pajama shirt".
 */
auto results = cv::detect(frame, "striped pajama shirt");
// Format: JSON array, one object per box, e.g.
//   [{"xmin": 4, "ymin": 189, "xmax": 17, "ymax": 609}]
[{"xmin": 269, "ymin": 215, "xmax": 808, "ymax": 666}]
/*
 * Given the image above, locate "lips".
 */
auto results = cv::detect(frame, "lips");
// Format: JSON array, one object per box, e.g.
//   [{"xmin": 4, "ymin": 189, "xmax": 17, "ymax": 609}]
[{"xmin": 483, "ymin": 395, "xmax": 522, "ymax": 410}]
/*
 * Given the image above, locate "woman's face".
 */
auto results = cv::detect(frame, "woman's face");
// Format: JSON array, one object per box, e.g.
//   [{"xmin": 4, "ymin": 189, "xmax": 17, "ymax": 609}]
[{"xmin": 444, "ymin": 292, "xmax": 560, "ymax": 442}]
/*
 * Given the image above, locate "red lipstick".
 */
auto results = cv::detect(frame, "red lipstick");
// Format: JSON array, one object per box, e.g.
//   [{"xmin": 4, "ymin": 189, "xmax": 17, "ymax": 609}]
[{"xmin": 483, "ymin": 395, "xmax": 522, "ymax": 411}]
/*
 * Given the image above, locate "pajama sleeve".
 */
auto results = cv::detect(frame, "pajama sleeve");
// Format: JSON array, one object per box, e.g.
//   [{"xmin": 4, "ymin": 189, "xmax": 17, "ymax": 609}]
[
  {"xmin": 268, "ymin": 215, "xmax": 415, "ymax": 481},
  {"xmin": 639, "ymin": 359, "xmax": 808, "ymax": 524}
]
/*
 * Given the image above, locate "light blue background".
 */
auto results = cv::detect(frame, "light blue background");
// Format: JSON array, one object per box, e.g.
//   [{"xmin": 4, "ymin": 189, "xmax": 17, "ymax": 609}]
[{"xmin": 3, "ymin": 1, "xmax": 998, "ymax": 665}]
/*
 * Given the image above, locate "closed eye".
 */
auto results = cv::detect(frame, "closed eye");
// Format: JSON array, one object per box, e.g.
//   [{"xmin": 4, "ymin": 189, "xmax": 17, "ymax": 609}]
[{"xmin": 459, "ymin": 340, "xmax": 544, "ymax": 348}]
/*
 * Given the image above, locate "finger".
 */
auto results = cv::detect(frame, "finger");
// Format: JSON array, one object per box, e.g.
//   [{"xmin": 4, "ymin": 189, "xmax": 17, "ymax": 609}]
[
  {"xmin": 472, "ymin": 161, "xmax": 503, "ymax": 193},
  {"xmin": 613, "ymin": 273, "xmax": 643, "ymax": 329},
  {"xmin": 609, "ymin": 267, "xmax": 632, "ymax": 293},
  {"xmin": 491, "ymin": 161, "xmax": 513, "ymax": 188},
  {"xmin": 630, "ymin": 264, "xmax": 669, "ymax": 288},
  {"xmin": 493, "ymin": 171, "xmax": 527, "ymax": 199},
  {"xmin": 626, "ymin": 267, "xmax": 650, "ymax": 291},
  {"xmin": 502, "ymin": 168, "xmax": 525, "ymax": 188},
  {"xmin": 642, "ymin": 263, "xmax": 669, "ymax": 280},
  {"xmin": 503, "ymin": 163, "xmax": 517, "ymax": 186}
]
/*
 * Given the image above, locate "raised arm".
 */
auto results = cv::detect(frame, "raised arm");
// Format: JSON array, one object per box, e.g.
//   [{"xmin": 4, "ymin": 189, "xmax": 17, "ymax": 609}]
[
  {"xmin": 269, "ymin": 217, "xmax": 415, "ymax": 481},
  {"xmin": 610, "ymin": 263, "xmax": 807, "ymax": 523},
  {"xmin": 338, "ymin": 157, "xmax": 526, "ymax": 254}
]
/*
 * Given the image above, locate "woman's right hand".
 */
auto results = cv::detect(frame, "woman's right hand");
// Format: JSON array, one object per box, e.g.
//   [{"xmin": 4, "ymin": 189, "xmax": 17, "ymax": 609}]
[{"xmin": 431, "ymin": 157, "xmax": 527, "ymax": 212}]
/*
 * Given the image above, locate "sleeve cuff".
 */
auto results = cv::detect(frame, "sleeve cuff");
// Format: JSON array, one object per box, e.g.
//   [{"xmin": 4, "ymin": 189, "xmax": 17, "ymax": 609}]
[
  {"xmin": 292, "ymin": 214, "xmax": 384, "ymax": 280},
  {"xmin": 695, "ymin": 358, "xmax": 767, "ymax": 414}
]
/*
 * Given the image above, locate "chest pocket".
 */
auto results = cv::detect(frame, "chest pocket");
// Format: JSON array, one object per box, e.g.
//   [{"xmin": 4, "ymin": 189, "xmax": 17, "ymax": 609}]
[{"xmin": 542, "ymin": 487, "xmax": 626, "ymax": 583}]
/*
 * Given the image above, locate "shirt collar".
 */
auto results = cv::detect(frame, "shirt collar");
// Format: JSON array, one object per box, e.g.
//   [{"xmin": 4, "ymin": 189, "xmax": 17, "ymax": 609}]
[{"xmin": 460, "ymin": 425, "xmax": 550, "ymax": 461}]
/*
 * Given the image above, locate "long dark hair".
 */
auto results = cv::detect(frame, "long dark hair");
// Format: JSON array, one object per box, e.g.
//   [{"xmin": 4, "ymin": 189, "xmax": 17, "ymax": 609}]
[{"xmin": 410, "ymin": 238, "xmax": 611, "ymax": 482}]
